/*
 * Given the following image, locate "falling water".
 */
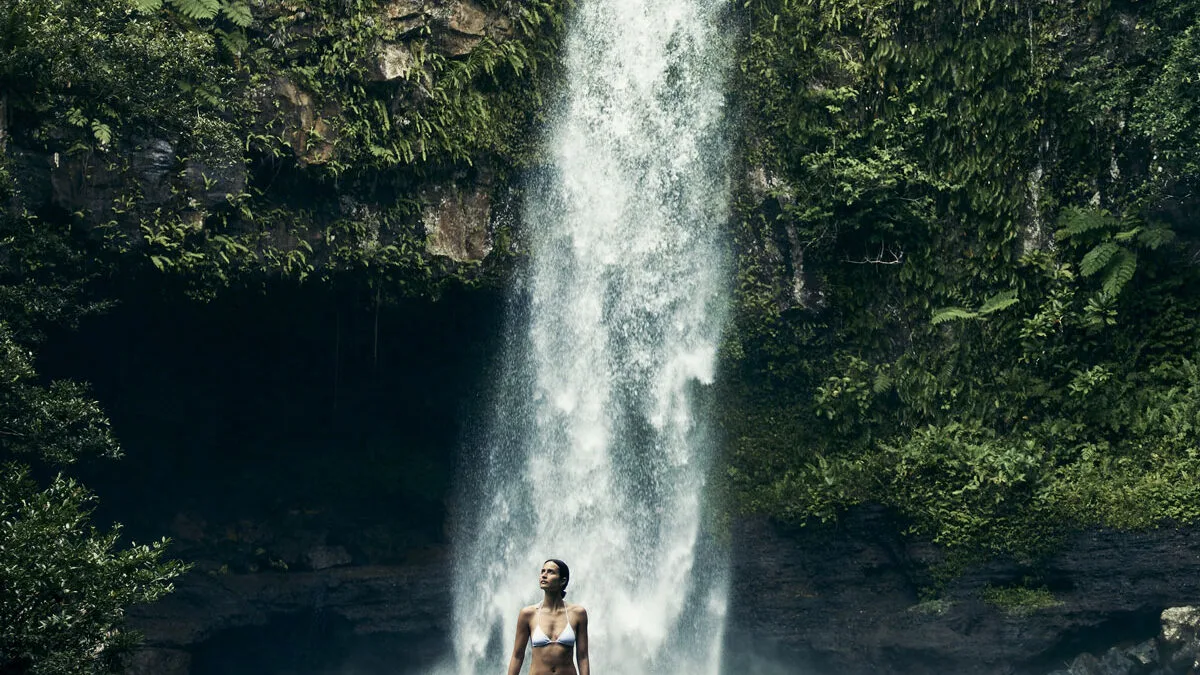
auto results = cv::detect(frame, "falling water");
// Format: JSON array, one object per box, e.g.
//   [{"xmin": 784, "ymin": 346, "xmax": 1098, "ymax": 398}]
[{"xmin": 449, "ymin": 0, "xmax": 732, "ymax": 673}]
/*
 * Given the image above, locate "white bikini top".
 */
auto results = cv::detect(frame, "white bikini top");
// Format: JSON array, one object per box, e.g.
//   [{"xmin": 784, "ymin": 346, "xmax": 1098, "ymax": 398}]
[{"xmin": 530, "ymin": 606, "xmax": 576, "ymax": 648}]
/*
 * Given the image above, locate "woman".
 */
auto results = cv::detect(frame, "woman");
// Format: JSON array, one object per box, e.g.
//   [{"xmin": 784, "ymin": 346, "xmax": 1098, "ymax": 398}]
[{"xmin": 506, "ymin": 559, "xmax": 590, "ymax": 675}]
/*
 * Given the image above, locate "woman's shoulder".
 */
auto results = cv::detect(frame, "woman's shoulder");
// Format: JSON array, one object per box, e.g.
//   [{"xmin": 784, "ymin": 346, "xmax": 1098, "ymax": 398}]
[
  {"xmin": 567, "ymin": 604, "xmax": 588, "ymax": 619},
  {"xmin": 518, "ymin": 604, "xmax": 539, "ymax": 619}
]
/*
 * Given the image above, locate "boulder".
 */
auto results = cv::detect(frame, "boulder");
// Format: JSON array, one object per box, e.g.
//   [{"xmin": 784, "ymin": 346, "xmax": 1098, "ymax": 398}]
[
  {"xmin": 271, "ymin": 78, "xmax": 339, "ymax": 166},
  {"xmin": 303, "ymin": 545, "xmax": 352, "ymax": 571},
  {"xmin": 125, "ymin": 648, "xmax": 190, "ymax": 675},
  {"xmin": 50, "ymin": 153, "xmax": 122, "ymax": 218},
  {"xmin": 439, "ymin": 31, "xmax": 483, "ymax": 56},
  {"xmin": 372, "ymin": 42, "xmax": 415, "ymax": 81},
  {"xmin": 183, "ymin": 158, "xmax": 245, "ymax": 208},
  {"xmin": 1161, "ymin": 606, "xmax": 1200, "ymax": 645},
  {"xmin": 423, "ymin": 184, "xmax": 492, "ymax": 262},
  {"xmin": 1124, "ymin": 638, "xmax": 1159, "ymax": 668},
  {"xmin": 382, "ymin": 0, "xmax": 423, "ymax": 19},
  {"xmin": 433, "ymin": 0, "xmax": 496, "ymax": 55},
  {"xmin": 1064, "ymin": 653, "xmax": 1103, "ymax": 675},
  {"xmin": 130, "ymin": 138, "xmax": 176, "ymax": 206},
  {"xmin": 446, "ymin": 0, "xmax": 488, "ymax": 35},
  {"xmin": 1160, "ymin": 606, "xmax": 1200, "ymax": 673}
]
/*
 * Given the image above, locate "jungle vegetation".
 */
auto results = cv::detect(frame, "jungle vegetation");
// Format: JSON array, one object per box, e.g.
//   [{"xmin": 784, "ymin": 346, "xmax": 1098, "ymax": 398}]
[{"xmin": 724, "ymin": 0, "xmax": 1200, "ymax": 562}]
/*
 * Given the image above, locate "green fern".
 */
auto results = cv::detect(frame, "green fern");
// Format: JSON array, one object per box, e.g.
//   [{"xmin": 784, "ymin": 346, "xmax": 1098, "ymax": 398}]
[
  {"xmin": 1138, "ymin": 226, "xmax": 1176, "ymax": 250},
  {"xmin": 1101, "ymin": 249, "xmax": 1138, "ymax": 297},
  {"xmin": 220, "ymin": 1, "xmax": 252, "ymax": 27},
  {"xmin": 931, "ymin": 307, "xmax": 978, "ymax": 324},
  {"xmin": 1113, "ymin": 226, "xmax": 1142, "ymax": 243},
  {"xmin": 872, "ymin": 372, "xmax": 894, "ymax": 394},
  {"xmin": 169, "ymin": 0, "xmax": 220, "ymax": 20},
  {"xmin": 1080, "ymin": 241, "xmax": 1120, "ymax": 277},
  {"xmin": 978, "ymin": 290, "xmax": 1019, "ymax": 315},
  {"xmin": 1055, "ymin": 207, "xmax": 1118, "ymax": 241},
  {"xmin": 215, "ymin": 27, "xmax": 249, "ymax": 56},
  {"xmin": 130, "ymin": 0, "xmax": 164, "ymax": 11}
]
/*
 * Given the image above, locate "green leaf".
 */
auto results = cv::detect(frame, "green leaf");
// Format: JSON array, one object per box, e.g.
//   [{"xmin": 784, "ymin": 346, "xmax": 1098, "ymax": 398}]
[
  {"xmin": 1080, "ymin": 242, "xmax": 1120, "ymax": 277},
  {"xmin": 872, "ymin": 372, "xmax": 893, "ymax": 394},
  {"xmin": 1137, "ymin": 226, "xmax": 1176, "ymax": 250},
  {"xmin": 1112, "ymin": 227, "xmax": 1142, "ymax": 243},
  {"xmin": 168, "ymin": 0, "xmax": 219, "ymax": 19},
  {"xmin": 1055, "ymin": 207, "xmax": 1117, "ymax": 240},
  {"xmin": 220, "ymin": 1, "xmax": 252, "ymax": 27},
  {"xmin": 931, "ymin": 307, "xmax": 978, "ymax": 324},
  {"xmin": 978, "ymin": 290, "xmax": 1019, "ymax": 315},
  {"xmin": 1101, "ymin": 249, "xmax": 1137, "ymax": 297},
  {"xmin": 90, "ymin": 120, "xmax": 112, "ymax": 147},
  {"xmin": 130, "ymin": 0, "xmax": 164, "ymax": 11}
]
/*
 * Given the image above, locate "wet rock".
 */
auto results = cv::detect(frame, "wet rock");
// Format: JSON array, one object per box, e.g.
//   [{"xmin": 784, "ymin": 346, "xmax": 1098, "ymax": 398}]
[
  {"xmin": 304, "ymin": 545, "xmax": 352, "ymax": 571},
  {"xmin": 270, "ymin": 78, "xmax": 339, "ymax": 166},
  {"xmin": 6, "ymin": 145, "xmax": 54, "ymax": 209},
  {"xmin": 439, "ymin": 31, "xmax": 483, "ymax": 56},
  {"xmin": 446, "ymin": 0, "xmax": 488, "ymax": 35},
  {"xmin": 372, "ymin": 42, "xmax": 415, "ymax": 81},
  {"xmin": 169, "ymin": 512, "xmax": 207, "ymax": 544},
  {"xmin": 382, "ymin": 0, "xmax": 423, "ymax": 19},
  {"xmin": 422, "ymin": 184, "xmax": 492, "ymax": 262},
  {"xmin": 50, "ymin": 153, "xmax": 122, "ymax": 218},
  {"xmin": 130, "ymin": 138, "xmax": 176, "ymax": 206},
  {"xmin": 740, "ymin": 166, "xmax": 826, "ymax": 313},
  {"xmin": 128, "ymin": 560, "xmax": 448, "ymax": 656},
  {"xmin": 183, "ymin": 158, "xmax": 245, "ymax": 208},
  {"xmin": 1160, "ymin": 606, "xmax": 1200, "ymax": 673},
  {"xmin": 726, "ymin": 511, "xmax": 1200, "ymax": 675},
  {"xmin": 379, "ymin": 0, "xmax": 425, "ymax": 36},
  {"xmin": 125, "ymin": 648, "xmax": 190, "ymax": 675},
  {"xmin": 1094, "ymin": 647, "xmax": 1138, "ymax": 674},
  {"xmin": 1125, "ymin": 638, "xmax": 1159, "ymax": 668},
  {"xmin": 33, "ymin": 138, "xmax": 178, "ymax": 216}
]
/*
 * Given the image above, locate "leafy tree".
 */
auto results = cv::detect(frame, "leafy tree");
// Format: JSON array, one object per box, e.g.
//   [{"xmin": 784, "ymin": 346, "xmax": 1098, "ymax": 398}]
[{"xmin": 1, "ymin": 145, "xmax": 185, "ymax": 675}]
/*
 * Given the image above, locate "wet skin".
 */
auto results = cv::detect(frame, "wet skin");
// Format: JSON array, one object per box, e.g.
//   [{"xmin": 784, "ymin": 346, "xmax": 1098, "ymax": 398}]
[{"xmin": 506, "ymin": 563, "xmax": 591, "ymax": 675}]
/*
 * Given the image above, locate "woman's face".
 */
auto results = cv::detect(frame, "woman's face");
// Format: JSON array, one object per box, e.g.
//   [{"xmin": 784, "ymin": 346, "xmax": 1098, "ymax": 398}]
[{"xmin": 538, "ymin": 562, "xmax": 564, "ymax": 593}]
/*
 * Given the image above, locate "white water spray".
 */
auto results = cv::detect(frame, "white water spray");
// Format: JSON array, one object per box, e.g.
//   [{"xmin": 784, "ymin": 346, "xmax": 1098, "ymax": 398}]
[{"xmin": 449, "ymin": 0, "xmax": 732, "ymax": 672}]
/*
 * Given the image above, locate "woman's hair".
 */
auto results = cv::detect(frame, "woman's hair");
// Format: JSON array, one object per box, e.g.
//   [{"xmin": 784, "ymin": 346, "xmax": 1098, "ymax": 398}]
[{"xmin": 545, "ymin": 559, "xmax": 570, "ymax": 599}]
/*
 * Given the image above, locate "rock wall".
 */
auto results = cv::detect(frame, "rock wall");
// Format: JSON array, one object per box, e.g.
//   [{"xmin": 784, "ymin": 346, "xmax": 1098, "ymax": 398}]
[
  {"xmin": 726, "ymin": 510, "xmax": 1200, "ymax": 675},
  {"xmin": 123, "ymin": 509, "xmax": 1200, "ymax": 675}
]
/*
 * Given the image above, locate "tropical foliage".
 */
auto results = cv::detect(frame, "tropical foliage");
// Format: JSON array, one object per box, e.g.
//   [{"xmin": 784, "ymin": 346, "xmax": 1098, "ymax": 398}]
[
  {"xmin": 1, "ymin": 163, "xmax": 187, "ymax": 672},
  {"xmin": 723, "ymin": 0, "xmax": 1200, "ymax": 560}
]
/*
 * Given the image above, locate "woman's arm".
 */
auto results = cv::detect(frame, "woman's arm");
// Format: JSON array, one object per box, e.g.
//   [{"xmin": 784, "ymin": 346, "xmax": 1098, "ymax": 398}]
[
  {"xmin": 574, "ymin": 607, "xmax": 590, "ymax": 675},
  {"xmin": 506, "ymin": 608, "xmax": 531, "ymax": 675}
]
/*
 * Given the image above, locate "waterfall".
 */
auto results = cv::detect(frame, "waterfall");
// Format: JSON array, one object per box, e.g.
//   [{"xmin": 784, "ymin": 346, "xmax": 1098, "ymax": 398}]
[{"xmin": 448, "ymin": 0, "xmax": 732, "ymax": 672}]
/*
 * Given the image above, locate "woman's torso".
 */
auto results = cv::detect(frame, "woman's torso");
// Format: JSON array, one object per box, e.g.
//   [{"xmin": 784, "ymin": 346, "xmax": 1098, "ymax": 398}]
[{"xmin": 528, "ymin": 604, "xmax": 577, "ymax": 675}]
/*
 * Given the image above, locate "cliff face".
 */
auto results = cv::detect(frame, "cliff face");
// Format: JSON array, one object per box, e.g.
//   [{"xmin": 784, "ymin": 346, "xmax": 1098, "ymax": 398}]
[
  {"xmin": 4, "ymin": 0, "xmax": 567, "ymax": 309},
  {"xmin": 125, "ymin": 560, "xmax": 450, "ymax": 675},
  {"xmin": 726, "ymin": 513, "xmax": 1200, "ymax": 675}
]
